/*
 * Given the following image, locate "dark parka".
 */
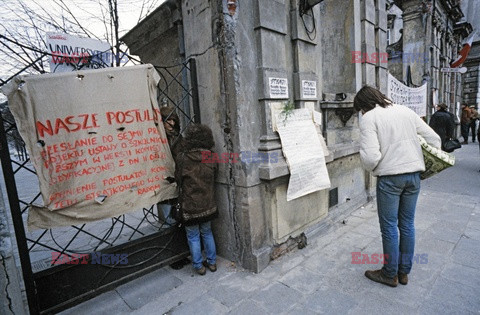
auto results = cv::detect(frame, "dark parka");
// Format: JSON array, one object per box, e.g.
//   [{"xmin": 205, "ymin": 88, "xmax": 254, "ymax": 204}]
[
  {"xmin": 429, "ymin": 109, "xmax": 455, "ymax": 150},
  {"xmin": 175, "ymin": 124, "xmax": 217, "ymax": 226}
]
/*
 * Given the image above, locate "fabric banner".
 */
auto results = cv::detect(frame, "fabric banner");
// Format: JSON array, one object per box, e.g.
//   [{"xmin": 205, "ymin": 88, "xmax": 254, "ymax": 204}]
[
  {"xmin": 387, "ymin": 73, "xmax": 427, "ymax": 116},
  {"xmin": 274, "ymin": 108, "xmax": 331, "ymax": 201},
  {"xmin": 2, "ymin": 65, "xmax": 177, "ymax": 230}
]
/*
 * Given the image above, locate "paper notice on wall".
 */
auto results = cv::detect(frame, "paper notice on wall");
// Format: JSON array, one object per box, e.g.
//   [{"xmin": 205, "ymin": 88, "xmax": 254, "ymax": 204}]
[
  {"xmin": 2, "ymin": 64, "xmax": 177, "ymax": 229},
  {"xmin": 274, "ymin": 109, "xmax": 331, "ymax": 201},
  {"xmin": 269, "ymin": 77, "xmax": 289, "ymax": 99},
  {"xmin": 302, "ymin": 80, "xmax": 317, "ymax": 99}
]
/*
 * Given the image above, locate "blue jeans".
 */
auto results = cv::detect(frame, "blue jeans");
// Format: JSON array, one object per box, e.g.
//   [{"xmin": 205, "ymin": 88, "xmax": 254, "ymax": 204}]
[
  {"xmin": 376, "ymin": 172, "xmax": 420, "ymax": 278},
  {"xmin": 185, "ymin": 221, "xmax": 216, "ymax": 269}
]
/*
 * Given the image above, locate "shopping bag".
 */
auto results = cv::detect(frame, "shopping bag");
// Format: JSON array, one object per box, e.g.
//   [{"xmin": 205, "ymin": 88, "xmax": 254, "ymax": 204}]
[{"xmin": 418, "ymin": 135, "xmax": 455, "ymax": 180}]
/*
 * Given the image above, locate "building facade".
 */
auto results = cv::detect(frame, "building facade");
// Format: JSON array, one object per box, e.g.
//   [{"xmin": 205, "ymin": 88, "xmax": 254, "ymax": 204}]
[
  {"xmin": 122, "ymin": 0, "xmax": 388, "ymax": 272},
  {"xmin": 387, "ymin": 0, "xmax": 472, "ymax": 123}
]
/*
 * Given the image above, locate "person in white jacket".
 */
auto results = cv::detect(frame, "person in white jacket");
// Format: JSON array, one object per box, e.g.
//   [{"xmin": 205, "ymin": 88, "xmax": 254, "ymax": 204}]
[{"xmin": 354, "ymin": 85, "xmax": 441, "ymax": 287}]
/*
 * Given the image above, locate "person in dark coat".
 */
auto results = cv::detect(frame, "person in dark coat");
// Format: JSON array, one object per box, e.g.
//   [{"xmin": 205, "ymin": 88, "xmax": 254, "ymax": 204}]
[
  {"xmin": 429, "ymin": 103, "xmax": 455, "ymax": 151},
  {"xmin": 160, "ymin": 105, "xmax": 183, "ymax": 159},
  {"xmin": 158, "ymin": 106, "xmax": 184, "ymax": 226},
  {"xmin": 175, "ymin": 124, "xmax": 218, "ymax": 275}
]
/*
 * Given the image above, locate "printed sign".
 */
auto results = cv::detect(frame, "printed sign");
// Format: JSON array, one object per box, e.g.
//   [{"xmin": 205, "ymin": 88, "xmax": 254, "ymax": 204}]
[
  {"xmin": 302, "ymin": 80, "xmax": 317, "ymax": 99},
  {"xmin": 269, "ymin": 77, "xmax": 289, "ymax": 99},
  {"xmin": 3, "ymin": 65, "xmax": 177, "ymax": 229},
  {"xmin": 274, "ymin": 109, "xmax": 330, "ymax": 201},
  {"xmin": 387, "ymin": 73, "xmax": 427, "ymax": 116},
  {"xmin": 46, "ymin": 32, "xmax": 111, "ymax": 72}
]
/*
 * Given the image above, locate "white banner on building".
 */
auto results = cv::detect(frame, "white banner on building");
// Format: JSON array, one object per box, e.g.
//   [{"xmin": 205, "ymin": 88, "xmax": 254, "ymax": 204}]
[
  {"xmin": 2, "ymin": 65, "xmax": 177, "ymax": 229},
  {"xmin": 387, "ymin": 73, "xmax": 427, "ymax": 116},
  {"xmin": 46, "ymin": 32, "xmax": 111, "ymax": 72}
]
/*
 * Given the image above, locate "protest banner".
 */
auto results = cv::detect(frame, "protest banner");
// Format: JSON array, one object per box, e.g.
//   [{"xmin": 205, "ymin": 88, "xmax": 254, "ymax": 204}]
[
  {"xmin": 2, "ymin": 65, "xmax": 177, "ymax": 229},
  {"xmin": 387, "ymin": 73, "xmax": 427, "ymax": 116}
]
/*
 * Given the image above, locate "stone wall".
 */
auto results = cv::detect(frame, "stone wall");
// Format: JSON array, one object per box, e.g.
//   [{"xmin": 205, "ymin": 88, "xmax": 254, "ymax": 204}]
[{"xmin": 122, "ymin": 0, "xmax": 387, "ymax": 272}]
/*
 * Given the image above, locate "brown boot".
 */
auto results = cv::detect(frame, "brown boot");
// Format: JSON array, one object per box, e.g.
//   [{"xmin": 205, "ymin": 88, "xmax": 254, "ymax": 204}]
[
  {"xmin": 195, "ymin": 266, "xmax": 206, "ymax": 276},
  {"xmin": 398, "ymin": 272, "xmax": 408, "ymax": 285},
  {"xmin": 365, "ymin": 269, "xmax": 398, "ymax": 287},
  {"xmin": 203, "ymin": 261, "xmax": 217, "ymax": 272}
]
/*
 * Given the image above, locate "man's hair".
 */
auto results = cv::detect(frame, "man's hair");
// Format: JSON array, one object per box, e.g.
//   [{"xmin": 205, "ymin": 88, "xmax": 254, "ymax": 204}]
[{"xmin": 354, "ymin": 85, "xmax": 392, "ymax": 113}]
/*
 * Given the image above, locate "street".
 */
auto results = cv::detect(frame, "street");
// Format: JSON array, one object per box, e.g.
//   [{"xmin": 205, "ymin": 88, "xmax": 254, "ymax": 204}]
[{"xmin": 62, "ymin": 142, "xmax": 480, "ymax": 315}]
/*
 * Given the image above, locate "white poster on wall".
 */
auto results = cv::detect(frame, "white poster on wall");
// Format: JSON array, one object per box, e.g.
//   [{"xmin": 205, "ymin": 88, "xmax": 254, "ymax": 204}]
[
  {"xmin": 302, "ymin": 80, "xmax": 317, "ymax": 99},
  {"xmin": 269, "ymin": 77, "xmax": 289, "ymax": 99},
  {"xmin": 273, "ymin": 109, "xmax": 331, "ymax": 201},
  {"xmin": 387, "ymin": 73, "xmax": 427, "ymax": 116}
]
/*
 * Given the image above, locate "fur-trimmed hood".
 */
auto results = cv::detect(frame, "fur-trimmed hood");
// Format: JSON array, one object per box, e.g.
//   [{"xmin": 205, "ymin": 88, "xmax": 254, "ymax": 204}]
[
  {"xmin": 160, "ymin": 105, "xmax": 180, "ymax": 133},
  {"xmin": 183, "ymin": 124, "xmax": 215, "ymax": 151}
]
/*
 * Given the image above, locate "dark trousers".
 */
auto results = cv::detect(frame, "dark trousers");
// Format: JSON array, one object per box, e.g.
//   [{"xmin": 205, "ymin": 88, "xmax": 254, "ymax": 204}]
[
  {"xmin": 461, "ymin": 123, "xmax": 470, "ymax": 143},
  {"xmin": 470, "ymin": 120, "xmax": 477, "ymax": 142}
]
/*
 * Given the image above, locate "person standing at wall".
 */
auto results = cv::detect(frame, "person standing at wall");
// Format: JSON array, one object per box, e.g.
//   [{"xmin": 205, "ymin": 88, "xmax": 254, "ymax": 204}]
[
  {"xmin": 354, "ymin": 86, "xmax": 441, "ymax": 287},
  {"xmin": 469, "ymin": 105, "xmax": 478, "ymax": 143},
  {"xmin": 461, "ymin": 104, "xmax": 472, "ymax": 144},
  {"xmin": 175, "ymin": 124, "xmax": 218, "ymax": 275},
  {"xmin": 429, "ymin": 103, "xmax": 455, "ymax": 151},
  {"xmin": 158, "ymin": 106, "xmax": 184, "ymax": 226}
]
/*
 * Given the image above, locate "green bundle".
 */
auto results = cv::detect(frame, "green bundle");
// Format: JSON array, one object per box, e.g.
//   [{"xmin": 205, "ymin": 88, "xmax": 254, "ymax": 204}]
[{"xmin": 418, "ymin": 135, "xmax": 455, "ymax": 180}]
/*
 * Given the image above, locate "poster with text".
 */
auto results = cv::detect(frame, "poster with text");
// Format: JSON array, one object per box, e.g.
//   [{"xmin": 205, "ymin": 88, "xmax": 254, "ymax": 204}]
[
  {"xmin": 274, "ymin": 109, "xmax": 331, "ymax": 201},
  {"xmin": 2, "ymin": 64, "xmax": 177, "ymax": 229},
  {"xmin": 46, "ymin": 32, "xmax": 111, "ymax": 72}
]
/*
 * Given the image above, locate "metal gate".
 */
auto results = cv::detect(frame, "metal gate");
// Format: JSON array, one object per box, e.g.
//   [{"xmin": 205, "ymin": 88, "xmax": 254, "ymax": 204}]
[{"xmin": 0, "ymin": 55, "xmax": 200, "ymax": 314}]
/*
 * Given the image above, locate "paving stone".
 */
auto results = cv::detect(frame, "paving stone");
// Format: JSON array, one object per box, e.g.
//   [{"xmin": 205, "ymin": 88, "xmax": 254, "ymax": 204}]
[
  {"xmin": 451, "ymin": 236, "xmax": 480, "ymax": 269},
  {"xmin": 250, "ymin": 282, "xmax": 303, "ymax": 314},
  {"xmin": 301, "ymin": 285, "xmax": 358, "ymax": 314},
  {"xmin": 421, "ymin": 276, "xmax": 480, "ymax": 313},
  {"xmin": 278, "ymin": 265, "xmax": 325, "ymax": 294},
  {"xmin": 171, "ymin": 296, "xmax": 229, "ymax": 315},
  {"xmin": 440, "ymin": 262, "xmax": 480, "ymax": 290},
  {"xmin": 464, "ymin": 226, "xmax": 480, "ymax": 241},
  {"xmin": 416, "ymin": 236, "xmax": 456, "ymax": 256},
  {"xmin": 421, "ymin": 224, "xmax": 463, "ymax": 244},
  {"xmin": 228, "ymin": 300, "xmax": 267, "ymax": 315},
  {"xmin": 115, "ymin": 268, "xmax": 182, "ymax": 310},
  {"xmin": 303, "ymin": 253, "xmax": 338, "ymax": 275},
  {"xmin": 209, "ymin": 270, "xmax": 269, "ymax": 308},
  {"xmin": 58, "ymin": 290, "xmax": 131, "ymax": 315},
  {"xmin": 348, "ymin": 290, "xmax": 419, "ymax": 314},
  {"xmin": 351, "ymin": 222, "xmax": 381, "ymax": 237}
]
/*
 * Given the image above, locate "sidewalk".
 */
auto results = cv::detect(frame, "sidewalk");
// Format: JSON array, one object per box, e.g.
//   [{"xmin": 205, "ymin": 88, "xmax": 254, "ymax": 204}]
[{"xmin": 61, "ymin": 142, "xmax": 480, "ymax": 315}]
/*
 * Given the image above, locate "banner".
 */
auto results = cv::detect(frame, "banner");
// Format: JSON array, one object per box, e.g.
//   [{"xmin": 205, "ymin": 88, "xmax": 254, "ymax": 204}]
[
  {"xmin": 387, "ymin": 73, "xmax": 427, "ymax": 116},
  {"xmin": 46, "ymin": 32, "xmax": 111, "ymax": 72},
  {"xmin": 2, "ymin": 65, "xmax": 177, "ymax": 229}
]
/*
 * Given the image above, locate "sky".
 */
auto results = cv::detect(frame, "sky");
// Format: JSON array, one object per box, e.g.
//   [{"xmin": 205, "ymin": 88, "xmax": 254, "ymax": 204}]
[{"xmin": 0, "ymin": 0, "xmax": 167, "ymax": 101}]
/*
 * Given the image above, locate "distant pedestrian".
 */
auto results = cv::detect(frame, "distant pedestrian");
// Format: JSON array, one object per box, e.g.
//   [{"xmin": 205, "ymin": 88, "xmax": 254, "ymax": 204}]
[
  {"xmin": 354, "ymin": 85, "xmax": 441, "ymax": 287},
  {"xmin": 469, "ymin": 105, "xmax": 478, "ymax": 143},
  {"xmin": 175, "ymin": 124, "xmax": 218, "ymax": 275},
  {"xmin": 429, "ymin": 103, "xmax": 455, "ymax": 151},
  {"xmin": 461, "ymin": 104, "xmax": 472, "ymax": 144}
]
